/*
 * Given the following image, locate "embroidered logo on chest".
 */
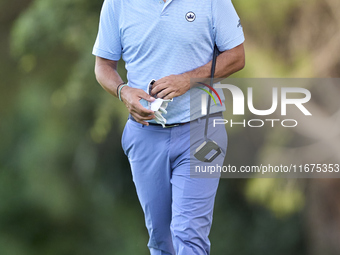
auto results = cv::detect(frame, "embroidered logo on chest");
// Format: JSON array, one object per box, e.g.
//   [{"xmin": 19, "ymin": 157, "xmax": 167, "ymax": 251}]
[{"xmin": 185, "ymin": 12, "xmax": 196, "ymax": 22}]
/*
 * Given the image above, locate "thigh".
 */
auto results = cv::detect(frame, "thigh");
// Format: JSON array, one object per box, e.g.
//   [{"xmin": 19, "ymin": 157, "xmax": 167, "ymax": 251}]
[
  {"xmin": 170, "ymin": 116, "xmax": 227, "ymax": 254},
  {"xmin": 122, "ymin": 120, "xmax": 175, "ymax": 253}
]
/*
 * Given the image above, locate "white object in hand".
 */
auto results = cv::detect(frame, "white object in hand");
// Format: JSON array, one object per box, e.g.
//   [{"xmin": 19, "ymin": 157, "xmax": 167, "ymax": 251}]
[
  {"xmin": 149, "ymin": 98, "xmax": 173, "ymax": 127},
  {"xmin": 147, "ymin": 79, "xmax": 173, "ymax": 127}
]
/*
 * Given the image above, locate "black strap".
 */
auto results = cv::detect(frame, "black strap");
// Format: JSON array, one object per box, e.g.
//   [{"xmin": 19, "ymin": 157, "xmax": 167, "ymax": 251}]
[{"xmin": 204, "ymin": 45, "xmax": 219, "ymax": 140}]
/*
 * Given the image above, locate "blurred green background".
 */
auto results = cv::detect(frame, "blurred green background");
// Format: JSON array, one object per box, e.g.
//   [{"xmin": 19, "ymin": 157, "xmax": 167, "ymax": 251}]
[{"xmin": 1, "ymin": 0, "xmax": 340, "ymax": 254}]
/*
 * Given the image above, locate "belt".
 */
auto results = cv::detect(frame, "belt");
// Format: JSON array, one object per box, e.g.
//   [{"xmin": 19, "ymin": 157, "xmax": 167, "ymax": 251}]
[
  {"xmin": 128, "ymin": 112, "xmax": 223, "ymax": 128},
  {"xmin": 128, "ymin": 115, "xmax": 188, "ymax": 128}
]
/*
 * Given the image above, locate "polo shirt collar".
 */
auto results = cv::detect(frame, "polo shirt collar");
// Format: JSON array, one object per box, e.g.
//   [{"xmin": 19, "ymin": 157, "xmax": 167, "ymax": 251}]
[{"xmin": 162, "ymin": 0, "xmax": 173, "ymax": 12}]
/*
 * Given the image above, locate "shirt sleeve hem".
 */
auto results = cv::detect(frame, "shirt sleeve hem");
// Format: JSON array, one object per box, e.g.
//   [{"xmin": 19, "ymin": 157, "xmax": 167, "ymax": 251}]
[
  {"xmin": 217, "ymin": 33, "xmax": 245, "ymax": 52},
  {"xmin": 92, "ymin": 47, "xmax": 121, "ymax": 61}
]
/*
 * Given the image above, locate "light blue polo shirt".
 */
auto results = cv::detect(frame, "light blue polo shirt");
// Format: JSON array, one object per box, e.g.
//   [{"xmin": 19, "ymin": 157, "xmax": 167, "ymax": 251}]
[{"xmin": 93, "ymin": 0, "xmax": 244, "ymax": 124}]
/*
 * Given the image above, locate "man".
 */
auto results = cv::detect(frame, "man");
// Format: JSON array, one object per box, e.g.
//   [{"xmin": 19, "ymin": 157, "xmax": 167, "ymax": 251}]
[{"xmin": 93, "ymin": 0, "xmax": 245, "ymax": 254}]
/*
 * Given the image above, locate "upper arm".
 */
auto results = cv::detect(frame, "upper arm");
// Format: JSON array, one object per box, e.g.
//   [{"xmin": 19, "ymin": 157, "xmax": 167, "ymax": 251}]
[
  {"xmin": 95, "ymin": 57, "xmax": 119, "ymax": 80},
  {"xmin": 212, "ymin": 0, "xmax": 245, "ymax": 52},
  {"xmin": 221, "ymin": 43, "xmax": 245, "ymax": 62},
  {"xmin": 218, "ymin": 43, "xmax": 245, "ymax": 74},
  {"xmin": 92, "ymin": 0, "xmax": 122, "ymax": 61},
  {"xmin": 95, "ymin": 56, "xmax": 118, "ymax": 70}
]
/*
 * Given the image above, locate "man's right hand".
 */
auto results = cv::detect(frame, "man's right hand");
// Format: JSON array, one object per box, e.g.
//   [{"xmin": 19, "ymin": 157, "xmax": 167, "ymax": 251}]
[{"xmin": 120, "ymin": 86, "xmax": 155, "ymax": 125}]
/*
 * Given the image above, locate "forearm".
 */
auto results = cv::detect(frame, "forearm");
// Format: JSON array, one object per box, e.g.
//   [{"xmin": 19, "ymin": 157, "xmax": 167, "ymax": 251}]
[
  {"xmin": 185, "ymin": 43, "xmax": 245, "ymax": 82},
  {"xmin": 94, "ymin": 57, "xmax": 155, "ymax": 125},
  {"xmin": 151, "ymin": 44, "xmax": 245, "ymax": 99},
  {"xmin": 94, "ymin": 57, "xmax": 124, "ymax": 98}
]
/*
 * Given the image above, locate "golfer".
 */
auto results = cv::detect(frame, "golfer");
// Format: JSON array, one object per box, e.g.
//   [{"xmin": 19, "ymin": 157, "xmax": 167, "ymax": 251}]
[{"xmin": 93, "ymin": 0, "xmax": 245, "ymax": 254}]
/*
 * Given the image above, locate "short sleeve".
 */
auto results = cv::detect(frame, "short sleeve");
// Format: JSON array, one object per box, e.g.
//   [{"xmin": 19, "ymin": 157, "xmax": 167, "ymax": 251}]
[
  {"xmin": 212, "ymin": 0, "xmax": 245, "ymax": 52},
  {"xmin": 92, "ymin": 0, "xmax": 122, "ymax": 61}
]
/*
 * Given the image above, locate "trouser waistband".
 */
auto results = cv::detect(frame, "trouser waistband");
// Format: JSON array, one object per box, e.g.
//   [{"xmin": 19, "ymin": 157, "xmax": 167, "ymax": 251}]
[{"xmin": 128, "ymin": 112, "xmax": 223, "ymax": 128}]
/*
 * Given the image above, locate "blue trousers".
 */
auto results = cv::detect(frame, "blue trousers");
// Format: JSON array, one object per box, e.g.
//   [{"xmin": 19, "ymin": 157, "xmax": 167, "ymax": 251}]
[{"xmin": 121, "ymin": 114, "xmax": 228, "ymax": 255}]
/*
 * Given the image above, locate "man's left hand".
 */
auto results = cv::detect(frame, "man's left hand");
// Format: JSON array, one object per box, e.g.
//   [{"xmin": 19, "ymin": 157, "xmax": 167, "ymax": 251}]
[{"xmin": 151, "ymin": 74, "xmax": 190, "ymax": 100}]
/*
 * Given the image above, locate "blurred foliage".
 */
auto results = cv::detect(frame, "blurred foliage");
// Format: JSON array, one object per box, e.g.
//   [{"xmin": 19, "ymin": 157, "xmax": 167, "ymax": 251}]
[{"xmin": 1, "ymin": 0, "xmax": 339, "ymax": 254}]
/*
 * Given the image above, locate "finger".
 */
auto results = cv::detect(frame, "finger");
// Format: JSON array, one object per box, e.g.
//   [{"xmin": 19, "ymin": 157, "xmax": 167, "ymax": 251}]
[
  {"xmin": 133, "ymin": 102, "xmax": 154, "ymax": 116},
  {"xmin": 156, "ymin": 87, "xmax": 173, "ymax": 99},
  {"xmin": 151, "ymin": 83, "xmax": 167, "ymax": 96},
  {"xmin": 136, "ymin": 116, "xmax": 155, "ymax": 126},
  {"xmin": 163, "ymin": 92, "xmax": 176, "ymax": 100},
  {"xmin": 131, "ymin": 112, "xmax": 155, "ymax": 125},
  {"xmin": 138, "ymin": 90, "xmax": 155, "ymax": 102},
  {"xmin": 152, "ymin": 78, "xmax": 166, "ymax": 88},
  {"xmin": 135, "ymin": 118, "xmax": 150, "ymax": 126}
]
